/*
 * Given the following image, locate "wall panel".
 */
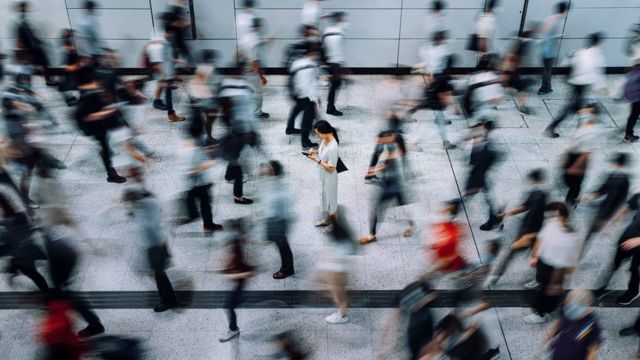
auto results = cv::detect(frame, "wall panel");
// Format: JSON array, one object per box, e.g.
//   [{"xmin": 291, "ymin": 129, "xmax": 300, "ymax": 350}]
[
  {"xmin": 68, "ymin": 9, "xmax": 154, "ymax": 40},
  {"xmin": 402, "ymin": 0, "xmax": 485, "ymax": 9},
  {"xmin": 563, "ymin": 8, "xmax": 638, "ymax": 38},
  {"xmin": 193, "ymin": 0, "xmax": 237, "ymax": 39},
  {"xmin": 400, "ymin": 8, "xmax": 479, "ymax": 39},
  {"xmin": 66, "ymin": 0, "xmax": 150, "ymax": 9}
]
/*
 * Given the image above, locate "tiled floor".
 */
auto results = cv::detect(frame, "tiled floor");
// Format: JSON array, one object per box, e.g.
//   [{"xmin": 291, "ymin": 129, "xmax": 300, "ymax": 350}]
[{"xmin": 0, "ymin": 74, "xmax": 639, "ymax": 359}]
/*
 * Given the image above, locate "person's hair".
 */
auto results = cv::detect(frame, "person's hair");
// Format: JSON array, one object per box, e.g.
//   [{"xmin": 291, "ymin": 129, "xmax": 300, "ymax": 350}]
[
  {"xmin": 200, "ymin": 49, "xmax": 218, "ymax": 63},
  {"xmin": 545, "ymin": 201, "xmax": 569, "ymax": 219},
  {"xmin": 332, "ymin": 11, "xmax": 345, "ymax": 23},
  {"xmin": 432, "ymin": 30, "xmax": 446, "ymax": 44},
  {"xmin": 485, "ymin": 0, "xmax": 498, "ymax": 12},
  {"xmin": 432, "ymin": 0, "xmax": 444, "ymax": 12},
  {"xmin": 565, "ymin": 289, "xmax": 594, "ymax": 307},
  {"xmin": 60, "ymin": 29, "xmax": 74, "ymax": 46},
  {"xmin": 16, "ymin": 1, "xmax": 28, "ymax": 13},
  {"xmin": 476, "ymin": 53, "xmax": 498, "ymax": 71},
  {"xmin": 313, "ymin": 120, "xmax": 339, "ymax": 144},
  {"xmin": 85, "ymin": 0, "xmax": 96, "ymax": 11},
  {"xmin": 268, "ymin": 160, "xmax": 283, "ymax": 176},
  {"xmin": 527, "ymin": 169, "xmax": 545, "ymax": 183},
  {"xmin": 556, "ymin": 2, "xmax": 568, "ymax": 14},
  {"xmin": 252, "ymin": 17, "xmax": 263, "ymax": 30},
  {"xmin": 299, "ymin": 24, "xmax": 315, "ymax": 37},
  {"xmin": 612, "ymin": 152, "xmax": 629, "ymax": 167},
  {"xmin": 588, "ymin": 32, "xmax": 602, "ymax": 47},
  {"xmin": 436, "ymin": 314, "xmax": 464, "ymax": 333},
  {"xmin": 243, "ymin": 0, "xmax": 255, "ymax": 9}
]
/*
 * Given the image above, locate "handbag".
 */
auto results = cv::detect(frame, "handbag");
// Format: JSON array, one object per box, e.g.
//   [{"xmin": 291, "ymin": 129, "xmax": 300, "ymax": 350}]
[
  {"xmin": 466, "ymin": 33, "xmax": 479, "ymax": 51},
  {"xmin": 336, "ymin": 157, "xmax": 348, "ymax": 173}
]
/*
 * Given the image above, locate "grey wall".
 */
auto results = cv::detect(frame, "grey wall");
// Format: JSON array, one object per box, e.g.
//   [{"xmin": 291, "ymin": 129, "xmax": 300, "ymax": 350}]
[{"xmin": 0, "ymin": 0, "xmax": 638, "ymax": 68}]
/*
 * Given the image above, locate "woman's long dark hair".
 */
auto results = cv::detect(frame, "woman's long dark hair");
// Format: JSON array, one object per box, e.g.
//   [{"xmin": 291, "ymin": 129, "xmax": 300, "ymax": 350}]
[{"xmin": 313, "ymin": 120, "xmax": 339, "ymax": 144}]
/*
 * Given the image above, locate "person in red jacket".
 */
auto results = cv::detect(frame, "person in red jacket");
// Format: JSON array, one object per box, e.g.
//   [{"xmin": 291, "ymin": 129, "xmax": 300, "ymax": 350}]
[
  {"xmin": 427, "ymin": 199, "xmax": 467, "ymax": 273},
  {"xmin": 39, "ymin": 299, "xmax": 84, "ymax": 360}
]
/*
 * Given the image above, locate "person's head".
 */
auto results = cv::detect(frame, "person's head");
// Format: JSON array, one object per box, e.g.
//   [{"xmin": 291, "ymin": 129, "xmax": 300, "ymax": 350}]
[
  {"xmin": 611, "ymin": 152, "xmax": 629, "ymax": 169},
  {"xmin": 243, "ymin": 0, "xmax": 255, "ymax": 9},
  {"xmin": 84, "ymin": 0, "xmax": 97, "ymax": 13},
  {"xmin": 563, "ymin": 289, "xmax": 594, "ymax": 321},
  {"xmin": 261, "ymin": 160, "xmax": 283, "ymax": 177},
  {"xmin": 442, "ymin": 199, "xmax": 461, "ymax": 218},
  {"xmin": 16, "ymin": 1, "xmax": 29, "ymax": 14},
  {"xmin": 432, "ymin": 30, "xmax": 446, "ymax": 45},
  {"xmin": 299, "ymin": 24, "xmax": 318, "ymax": 38},
  {"xmin": 162, "ymin": 12, "xmax": 177, "ymax": 35},
  {"xmin": 485, "ymin": 0, "xmax": 498, "ymax": 12},
  {"xmin": 313, "ymin": 120, "xmax": 338, "ymax": 143},
  {"xmin": 200, "ymin": 49, "xmax": 218, "ymax": 64},
  {"xmin": 556, "ymin": 2, "xmax": 568, "ymax": 15},
  {"xmin": 587, "ymin": 32, "xmax": 603, "ymax": 48},
  {"xmin": 545, "ymin": 202, "xmax": 570, "ymax": 222},
  {"xmin": 331, "ymin": 11, "xmax": 346, "ymax": 24},
  {"xmin": 527, "ymin": 169, "xmax": 546, "ymax": 185},
  {"xmin": 432, "ymin": 0, "xmax": 445, "ymax": 13}
]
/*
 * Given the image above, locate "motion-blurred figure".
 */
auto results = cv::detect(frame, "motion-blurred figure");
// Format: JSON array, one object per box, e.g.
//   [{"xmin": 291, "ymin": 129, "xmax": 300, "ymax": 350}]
[
  {"xmin": 14, "ymin": 1, "xmax": 55, "ymax": 86},
  {"xmin": 421, "ymin": 313, "xmax": 491, "ymax": 360},
  {"xmin": 426, "ymin": 200, "xmax": 467, "ymax": 274},
  {"xmin": 463, "ymin": 54, "xmax": 504, "ymax": 125},
  {"xmin": 162, "ymin": 0, "xmax": 192, "ymax": 66},
  {"xmin": 58, "ymin": 29, "xmax": 81, "ymax": 106},
  {"xmin": 38, "ymin": 298, "xmax": 84, "ymax": 360},
  {"xmin": 544, "ymin": 33, "xmax": 606, "ymax": 138},
  {"xmin": 538, "ymin": 2, "xmax": 568, "ymax": 95},
  {"xmin": 501, "ymin": 29, "xmax": 536, "ymax": 114},
  {"xmin": 236, "ymin": 0, "xmax": 257, "ymax": 39},
  {"xmin": 75, "ymin": 1, "xmax": 104, "ymax": 62},
  {"xmin": 187, "ymin": 49, "xmax": 222, "ymax": 144},
  {"xmin": 286, "ymin": 42, "xmax": 319, "ymax": 149},
  {"xmin": 398, "ymin": 279, "xmax": 437, "ymax": 359},
  {"xmin": 523, "ymin": 202, "xmax": 581, "ymax": 325},
  {"xmin": 260, "ymin": 161, "xmax": 295, "ymax": 279},
  {"xmin": 156, "ymin": 17, "xmax": 186, "ymax": 122},
  {"xmin": 623, "ymin": 62, "xmax": 640, "ymax": 143},
  {"xmin": 270, "ymin": 331, "xmax": 310, "ymax": 360},
  {"xmin": 323, "ymin": 12, "xmax": 347, "ymax": 117},
  {"xmin": 301, "ymin": 0, "xmax": 325, "ymax": 29},
  {"xmin": 471, "ymin": 0, "xmax": 499, "ymax": 56},
  {"xmin": 239, "ymin": 18, "xmax": 271, "ymax": 119},
  {"xmin": 543, "ymin": 289, "xmax": 602, "ymax": 360},
  {"xmin": 219, "ymin": 219, "xmax": 255, "ymax": 342},
  {"xmin": 425, "ymin": 0, "xmax": 447, "ymax": 40},
  {"xmin": 363, "ymin": 130, "xmax": 408, "ymax": 183}
]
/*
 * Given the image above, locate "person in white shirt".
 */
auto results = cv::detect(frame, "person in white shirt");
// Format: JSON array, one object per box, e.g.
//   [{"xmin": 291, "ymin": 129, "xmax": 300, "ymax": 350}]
[
  {"xmin": 287, "ymin": 43, "xmax": 320, "ymax": 150},
  {"xmin": 524, "ymin": 202, "xmax": 582, "ymax": 324},
  {"xmin": 301, "ymin": 0, "xmax": 324, "ymax": 29},
  {"xmin": 236, "ymin": 0, "xmax": 256, "ymax": 39},
  {"xmin": 425, "ymin": 0, "xmax": 447, "ymax": 41},
  {"xmin": 239, "ymin": 18, "xmax": 270, "ymax": 119},
  {"xmin": 473, "ymin": 0, "xmax": 499, "ymax": 55},
  {"xmin": 323, "ymin": 12, "xmax": 347, "ymax": 116},
  {"xmin": 538, "ymin": 2, "xmax": 568, "ymax": 94},
  {"xmin": 544, "ymin": 33, "xmax": 606, "ymax": 138}
]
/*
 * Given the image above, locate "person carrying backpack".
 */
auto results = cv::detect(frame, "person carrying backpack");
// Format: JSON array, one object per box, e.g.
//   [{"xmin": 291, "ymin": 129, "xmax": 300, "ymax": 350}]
[{"xmin": 623, "ymin": 63, "xmax": 640, "ymax": 143}]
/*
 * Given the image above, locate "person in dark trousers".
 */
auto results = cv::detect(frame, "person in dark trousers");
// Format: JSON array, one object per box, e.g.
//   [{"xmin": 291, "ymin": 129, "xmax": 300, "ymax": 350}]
[
  {"xmin": 323, "ymin": 12, "xmax": 347, "ymax": 116},
  {"xmin": 358, "ymin": 142, "xmax": 414, "ymax": 245},
  {"xmin": 219, "ymin": 219, "xmax": 254, "ymax": 342},
  {"xmin": 623, "ymin": 63, "xmax": 640, "ymax": 143},
  {"xmin": 74, "ymin": 68, "xmax": 127, "ymax": 183},
  {"xmin": 162, "ymin": 0, "xmax": 193, "ymax": 67},
  {"xmin": 286, "ymin": 42, "xmax": 319, "ymax": 149},
  {"xmin": 122, "ymin": 188, "xmax": 179, "ymax": 312},
  {"xmin": 544, "ymin": 33, "xmax": 606, "ymax": 138},
  {"xmin": 488, "ymin": 169, "xmax": 548, "ymax": 286},
  {"xmin": 596, "ymin": 193, "xmax": 640, "ymax": 305},
  {"xmin": 524, "ymin": 202, "xmax": 581, "ymax": 325},
  {"xmin": 364, "ymin": 130, "xmax": 408, "ymax": 183},
  {"xmin": 178, "ymin": 126, "xmax": 223, "ymax": 232},
  {"xmin": 462, "ymin": 121, "xmax": 502, "ymax": 231},
  {"xmin": 1, "ymin": 212, "xmax": 48, "ymax": 292},
  {"xmin": 158, "ymin": 18, "xmax": 186, "ymax": 122},
  {"xmin": 260, "ymin": 161, "xmax": 295, "ymax": 279},
  {"xmin": 14, "ymin": 1, "xmax": 55, "ymax": 86},
  {"xmin": 578, "ymin": 152, "xmax": 630, "ymax": 248},
  {"xmin": 538, "ymin": 2, "xmax": 568, "ymax": 95},
  {"xmin": 397, "ymin": 279, "xmax": 437, "ymax": 359}
]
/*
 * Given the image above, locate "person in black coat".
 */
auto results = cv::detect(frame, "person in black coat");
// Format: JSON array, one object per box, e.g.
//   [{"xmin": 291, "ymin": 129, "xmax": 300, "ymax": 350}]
[{"xmin": 14, "ymin": 1, "xmax": 55, "ymax": 85}]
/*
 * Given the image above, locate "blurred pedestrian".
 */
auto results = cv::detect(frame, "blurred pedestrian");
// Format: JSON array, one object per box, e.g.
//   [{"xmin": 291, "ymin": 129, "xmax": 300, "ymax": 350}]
[
  {"xmin": 286, "ymin": 42, "xmax": 319, "ymax": 148},
  {"xmin": 323, "ymin": 12, "xmax": 347, "ymax": 116},
  {"xmin": 14, "ymin": 1, "xmax": 55, "ymax": 86},
  {"xmin": 157, "ymin": 17, "xmax": 186, "ymax": 122},
  {"xmin": 162, "ymin": 0, "xmax": 192, "ymax": 66},
  {"xmin": 471, "ymin": 0, "xmax": 499, "ymax": 56},
  {"xmin": 538, "ymin": 2, "xmax": 568, "ymax": 95},
  {"xmin": 421, "ymin": 313, "xmax": 492, "ymax": 360},
  {"xmin": 239, "ymin": 18, "xmax": 271, "ymax": 119},
  {"xmin": 426, "ymin": 200, "xmax": 467, "ymax": 274},
  {"xmin": 305, "ymin": 121, "xmax": 340, "ymax": 227},
  {"xmin": 623, "ymin": 62, "xmax": 640, "ymax": 143},
  {"xmin": 75, "ymin": 1, "xmax": 104, "ymax": 61}
]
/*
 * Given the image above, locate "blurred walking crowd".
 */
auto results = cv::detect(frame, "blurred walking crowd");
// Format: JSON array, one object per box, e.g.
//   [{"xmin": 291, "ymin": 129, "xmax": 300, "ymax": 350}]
[{"xmin": 2, "ymin": 0, "xmax": 640, "ymax": 359}]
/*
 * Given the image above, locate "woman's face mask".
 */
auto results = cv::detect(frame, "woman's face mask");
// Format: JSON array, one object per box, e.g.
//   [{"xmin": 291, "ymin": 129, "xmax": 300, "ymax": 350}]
[{"xmin": 564, "ymin": 302, "xmax": 587, "ymax": 321}]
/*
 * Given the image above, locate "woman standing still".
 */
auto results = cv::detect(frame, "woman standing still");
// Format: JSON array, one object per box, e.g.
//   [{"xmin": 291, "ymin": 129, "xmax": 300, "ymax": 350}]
[{"xmin": 306, "ymin": 121, "xmax": 339, "ymax": 227}]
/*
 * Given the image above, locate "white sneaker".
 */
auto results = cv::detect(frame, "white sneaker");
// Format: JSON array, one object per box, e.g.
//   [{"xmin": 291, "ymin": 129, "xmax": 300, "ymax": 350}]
[
  {"xmin": 218, "ymin": 329, "xmax": 240, "ymax": 342},
  {"xmin": 523, "ymin": 280, "xmax": 540, "ymax": 290},
  {"xmin": 325, "ymin": 311, "xmax": 349, "ymax": 324},
  {"xmin": 319, "ymin": 80, "xmax": 330, "ymax": 87},
  {"xmin": 523, "ymin": 313, "xmax": 547, "ymax": 325}
]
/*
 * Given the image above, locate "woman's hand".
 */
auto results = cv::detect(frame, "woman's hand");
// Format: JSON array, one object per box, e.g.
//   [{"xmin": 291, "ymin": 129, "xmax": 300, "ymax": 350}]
[
  {"xmin": 307, "ymin": 155, "xmax": 320, "ymax": 163},
  {"xmin": 621, "ymin": 238, "xmax": 640, "ymax": 252},
  {"xmin": 308, "ymin": 149, "xmax": 318, "ymax": 155}
]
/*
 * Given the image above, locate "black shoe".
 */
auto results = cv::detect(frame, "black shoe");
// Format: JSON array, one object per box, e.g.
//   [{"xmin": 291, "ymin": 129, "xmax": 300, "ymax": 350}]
[
  {"xmin": 234, "ymin": 197, "xmax": 254, "ymax": 205},
  {"xmin": 624, "ymin": 135, "xmax": 640, "ymax": 143},
  {"xmin": 519, "ymin": 105, "xmax": 533, "ymax": 115},
  {"xmin": 620, "ymin": 326, "xmax": 638, "ymax": 337},
  {"xmin": 65, "ymin": 96, "xmax": 78, "ymax": 107},
  {"xmin": 302, "ymin": 143, "xmax": 319, "ymax": 150},
  {"xmin": 543, "ymin": 127, "xmax": 559, "ymax": 138},
  {"xmin": 273, "ymin": 271, "xmax": 294, "ymax": 279},
  {"xmin": 618, "ymin": 290, "xmax": 640, "ymax": 305},
  {"xmin": 107, "ymin": 171, "xmax": 127, "ymax": 184},
  {"xmin": 326, "ymin": 108, "xmax": 343, "ymax": 116},
  {"xmin": 203, "ymin": 223, "xmax": 224, "ymax": 232},
  {"xmin": 537, "ymin": 88, "xmax": 553, "ymax": 95},
  {"xmin": 484, "ymin": 347, "xmax": 501, "ymax": 360},
  {"xmin": 153, "ymin": 302, "xmax": 176, "ymax": 312},
  {"xmin": 285, "ymin": 128, "xmax": 301, "ymax": 135},
  {"xmin": 153, "ymin": 99, "xmax": 168, "ymax": 111},
  {"xmin": 258, "ymin": 112, "xmax": 270, "ymax": 119},
  {"xmin": 479, "ymin": 215, "xmax": 502, "ymax": 231},
  {"xmin": 78, "ymin": 323, "xmax": 105, "ymax": 337}
]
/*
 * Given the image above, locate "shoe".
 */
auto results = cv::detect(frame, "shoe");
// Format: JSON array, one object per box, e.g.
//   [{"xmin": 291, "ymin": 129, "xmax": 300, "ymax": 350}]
[
  {"xmin": 537, "ymin": 88, "xmax": 553, "ymax": 95},
  {"xmin": 624, "ymin": 135, "xmax": 640, "ymax": 143},
  {"xmin": 153, "ymin": 302, "xmax": 175, "ymax": 312},
  {"xmin": 218, "ymin": 329, "xmax": 240, "ymax": 342},
  {"xmin": 273, "ymin": 271, "xmax": 294, "ymax": 280},
  {"xmin": 258, "ymin": 112, "xmax": 270, "ymax": 119},
  {"xmin": 168, "ymin": 113, "xmax": 185, "ymax": 122},
  {"xmin": 402, "ymin": 228, "xmax": 412, "ymax": 238},
  {"xmin": 519, "ymin": 106, "xmax": 533, "ymax": 115},
  {"xmin": 358, "ymin": 235, "xmax": 377, "ymax": 245},
  {"xmin": 285, "ymin": 128, "xmax": 301, "ymax": 135},
  {"xmin": 153, "ymin": 99, "xmax": 168, "ymax": 111},
  {"xmin": 234, "ymin": 197, "xmax": 253, "ymax": 205},
  {"xmin": 523, "ymin": 280, "xmax": 541, "ymax": 290},
  {"xmin": 302, "ymin": 143, "xmax": 319, "ymax": 150},
  {"xmin": 620, "ymin": 326, "xmax": 638, "ymax": 337},
  {"xmin": 203, "ymin": 224, "xmax": 224, "ymax": 232},
  {"xmin": 442, "ymin": 140, "xmax": 457, "ymax": 150},
  {"xmin": 315, "ymin": 219, "xmax": 332, "ymax": 227},
  {"xmin": 543, "ymin": 127, "xmax": 559, "ymax": 138},
  {"xmin": 78, "ymin": 323, "xmax": 105, "ymax": 337},
  {"xmin": 485, "ymin": 347, "xmax": 501, "ymax": 360},
  {"xmin": 444, "ymin": 119, "xmax": 453, "ymax": 125},
  {"xmin": 326, "ymin": 108, "xmax": 343, "ymax": 116},
  {"xmin": 65, "ymin": 96, "xmax": 78, "ymax": 107},
  {"xmin": 617, "ymin": 290, "xmax": 640, "ymax": 305},
  {"xmin": 325, "ymin": 311, "xmax": 349, "ymax": 324},
  {"xmin": 364, "ymin": 175, "xmax": 379, "ymax": 184},
  {"xmin": 107, "ymin": 170, "xmax": 127, "ymax": 184},
  {"xmin": 479, "ymin": 216, "xmax": 502, "ymax": 231},
  {"xmin": 523, "ymin": 313, "xmax": 547, "ymax": 325}
]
